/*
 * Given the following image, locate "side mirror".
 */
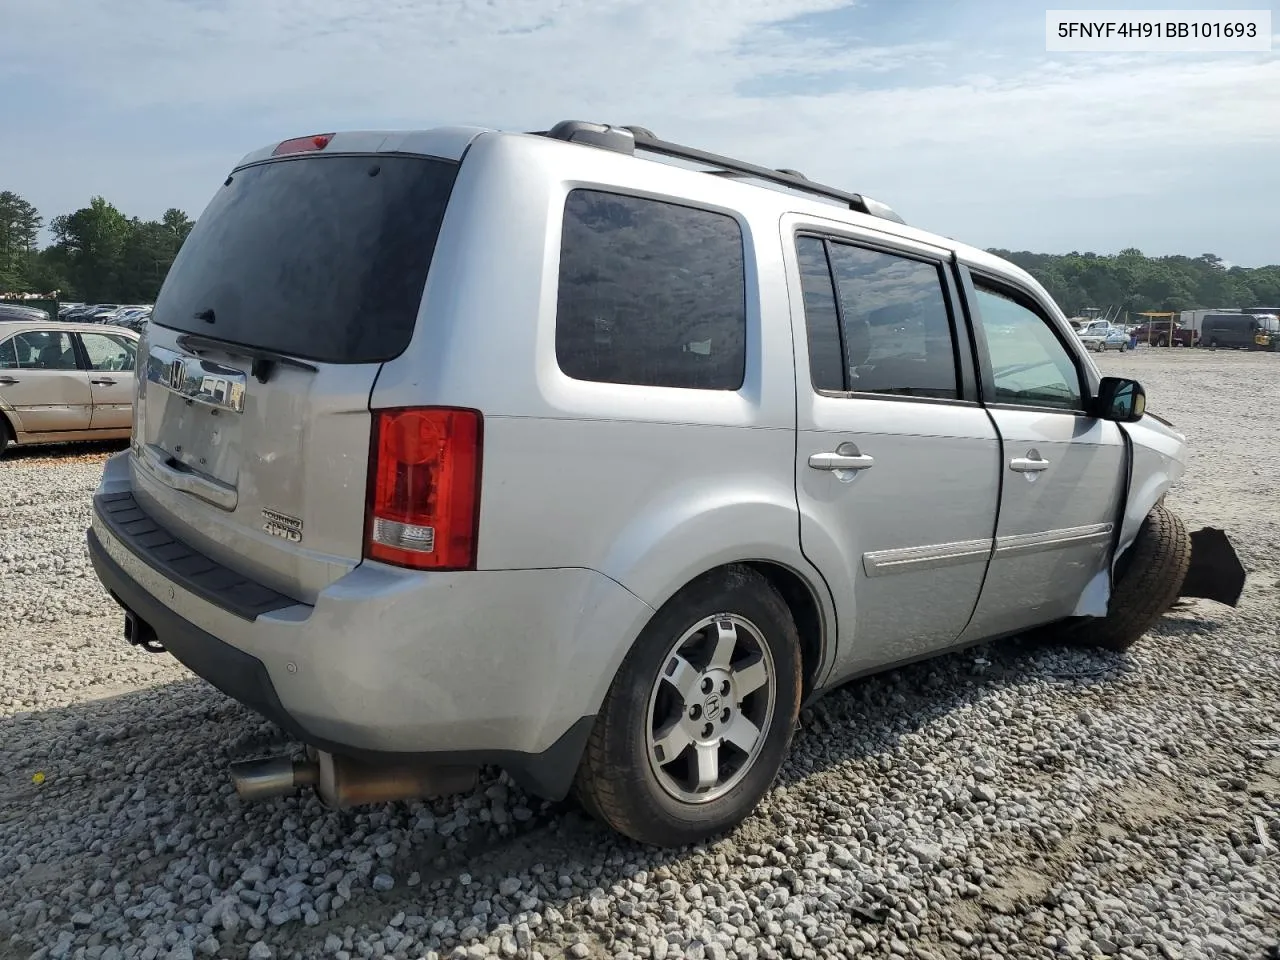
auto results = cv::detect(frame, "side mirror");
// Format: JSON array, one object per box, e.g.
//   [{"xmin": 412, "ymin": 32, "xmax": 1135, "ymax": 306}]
[{"xmin": 1095, "ymin": 376, "xmax": 1146, "ymax": 422}]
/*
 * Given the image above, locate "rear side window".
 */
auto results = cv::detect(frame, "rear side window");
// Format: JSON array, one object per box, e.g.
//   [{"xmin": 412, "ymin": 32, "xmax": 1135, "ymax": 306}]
[
  {"xmin": 796, "ymin": 237, "xmax": 844, "ymax": 392},
  {"xmin": 151, "ymin": 155, "xmax": 458, "ymax": 364},
  {"xmin": 81, "ymin": 333, "xmax": 137, "ymax": 371},
  {"xmin": 556, "ymin": 190, "xmax": 747, "ymax": 390},
  {"xmin": 795, "ymin": 235, "xmax": 959, "ymax": 399},
  {"xmin": 0, "ymin": 338, "xmax": 16, "ymax": 369}
]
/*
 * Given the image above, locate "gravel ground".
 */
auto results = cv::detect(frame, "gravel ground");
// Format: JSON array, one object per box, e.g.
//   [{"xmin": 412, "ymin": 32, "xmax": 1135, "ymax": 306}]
[{"xmin": 2, "ymin": 349, "xmax": 1278, "ymax": 960}]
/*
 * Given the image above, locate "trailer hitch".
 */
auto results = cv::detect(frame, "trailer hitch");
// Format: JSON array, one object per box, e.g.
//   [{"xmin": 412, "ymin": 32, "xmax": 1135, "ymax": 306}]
[{"xmin": 124, "ymin": 610, "xmax": 167, "ymax": 654}]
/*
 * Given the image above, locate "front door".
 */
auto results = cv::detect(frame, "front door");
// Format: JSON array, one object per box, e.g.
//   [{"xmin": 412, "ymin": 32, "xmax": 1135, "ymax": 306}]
[
  {"xmin": 77, "ymin": 331, "xmax": 138, "ymax": 430},
  {"xmin": 787, "ymin": 225, "xmax": 1001, "ymax": 683},
  {"xmin": 0, "ymin": 329, "xmax": 92, "ymax": 434},
  {"xmin": 958, "ymin": 272, "xmax": 1126, "ymax": 642}
]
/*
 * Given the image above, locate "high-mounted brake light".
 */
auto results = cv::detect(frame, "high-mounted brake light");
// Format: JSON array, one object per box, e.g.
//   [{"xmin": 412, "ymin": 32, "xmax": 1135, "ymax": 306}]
[
  {"xmin": 272, "ymin": 133, "xmax": 335, "ymax": 156},
  {"xmin": 365, "ymin": 408, "xmax": 483, "ymax": 571}
]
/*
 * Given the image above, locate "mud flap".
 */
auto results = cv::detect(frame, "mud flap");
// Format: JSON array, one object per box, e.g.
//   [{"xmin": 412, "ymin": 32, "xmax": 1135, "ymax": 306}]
[{"xmin": 1179, "ymin": 527, "xmax": 1246, "ymax": 607}]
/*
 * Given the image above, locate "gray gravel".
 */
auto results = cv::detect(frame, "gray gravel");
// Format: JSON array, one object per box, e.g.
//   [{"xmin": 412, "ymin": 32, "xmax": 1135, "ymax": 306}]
[{"xmin": 2, "ymin": 350, "xmax": 1279, "ymax": 960}]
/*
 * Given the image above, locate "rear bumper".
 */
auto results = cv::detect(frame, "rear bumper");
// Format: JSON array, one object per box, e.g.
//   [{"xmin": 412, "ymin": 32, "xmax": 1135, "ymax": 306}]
[{"xmin": 87, "ymin": 454, "xmax": 654, "ymax": 799}]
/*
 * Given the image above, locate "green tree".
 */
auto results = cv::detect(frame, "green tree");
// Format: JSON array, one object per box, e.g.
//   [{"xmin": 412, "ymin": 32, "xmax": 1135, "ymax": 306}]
[
  {"xmin": 994, "ymin": 248, "xmax": 1280, "ymax": 315},
  {"xmin": 53, "ymin": 196, "xmax": 131, "ymax": 301},
  {"xmin": 161, "ymin": 207, "xmax": 194, "ymax": 244},
  {"xmin": 0, "ymin": 190, "xmax": 42, "ymax": 292}
]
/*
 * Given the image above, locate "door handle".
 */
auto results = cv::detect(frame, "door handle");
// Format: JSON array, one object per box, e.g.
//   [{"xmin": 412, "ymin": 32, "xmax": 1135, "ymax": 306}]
[
  {"xmin": 1009, "ymin": 454, "xmax": 1051, "ymax": 473},
  {"xmin": 0, "ymin": 376, "xmax": 17, "ymax": 385},
  {"xmin": 91, "ymin": 378, "xmax": 118, "ymax": 385},
  {"xmin": 809, "ymin": 452, "xmax": 875, "ymax": 471}
]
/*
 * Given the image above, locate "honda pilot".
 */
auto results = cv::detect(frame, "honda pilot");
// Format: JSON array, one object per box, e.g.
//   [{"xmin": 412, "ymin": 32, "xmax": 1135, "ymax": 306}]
[{"xmin": 86, "ymin": 121, "xmax": 1240, "ymax": 847}]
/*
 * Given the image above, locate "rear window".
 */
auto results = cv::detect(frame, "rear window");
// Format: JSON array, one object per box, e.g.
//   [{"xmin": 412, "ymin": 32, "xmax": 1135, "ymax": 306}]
[{"xmin": 152, "ymin": 154, "xmax": 458, "ymax": 364}]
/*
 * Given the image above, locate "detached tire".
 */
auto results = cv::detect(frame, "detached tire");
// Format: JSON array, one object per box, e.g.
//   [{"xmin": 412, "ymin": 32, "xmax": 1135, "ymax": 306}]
[
  {"xmin": 573, "ymin": 565, "xmax": 802, "ymax": 847},
  {"xmin": 1068, "ymin": 504, "xmax": 1191, "ymax": 652}
]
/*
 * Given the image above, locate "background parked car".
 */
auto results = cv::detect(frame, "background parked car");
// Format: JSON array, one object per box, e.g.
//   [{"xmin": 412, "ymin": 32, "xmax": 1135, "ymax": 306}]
[
  {"xmin": 1131, "ymin": 319, "xmax": 1197, "ymax": 347},
  {"xmin": 0, "ymin": 319, "xmax": 139, "ymax": 454},
  {"xmin": 1075, "ymin": 319, "xmax": 1129, "ymax": 351},
  {"xmin": 0, "ymin": 303, "xmax": 51, "ymax": 323},
  {"xmin": 1202, "ymin": 312, "xmax": 1275, "ymax": 349}
]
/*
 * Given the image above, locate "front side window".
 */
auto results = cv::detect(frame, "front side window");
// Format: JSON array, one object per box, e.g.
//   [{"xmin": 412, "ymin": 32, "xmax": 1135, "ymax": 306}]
[
  {"xmin": 799, "ymin": 238, "xmax": 958, "ymax": 399},
  {"xmin": 974, "ymin": 283, "xmax": 1082, "ymax": 411},
  {"xmin": 556, "ymin": 190, "xmax": 747, "ymax": 390},
  {"xmin": 80, "ymin": 333, "xmax": 136, "ymax": 371},
  {"xmin": 11, "ymin": 331, "xmax": 77, "ymax": 370}
]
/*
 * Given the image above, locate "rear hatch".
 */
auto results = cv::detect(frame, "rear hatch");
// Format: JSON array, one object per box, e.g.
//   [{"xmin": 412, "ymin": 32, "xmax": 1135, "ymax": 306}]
[{"xmin": 132, "ymin": 146, "xmax": 459, "ymax": 603}]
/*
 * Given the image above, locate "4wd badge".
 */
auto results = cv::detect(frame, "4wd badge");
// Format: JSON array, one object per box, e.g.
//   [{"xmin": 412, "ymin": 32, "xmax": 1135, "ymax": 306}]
[{"xmin": 262, "ymin": 509, "xmax": 303, "ymax": 543}]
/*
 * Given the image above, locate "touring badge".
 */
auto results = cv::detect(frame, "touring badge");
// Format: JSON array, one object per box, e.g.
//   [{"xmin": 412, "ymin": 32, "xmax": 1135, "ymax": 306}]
[{"xmin": 262, "ymin": 509, "xmax": 303, "ymax": 543}]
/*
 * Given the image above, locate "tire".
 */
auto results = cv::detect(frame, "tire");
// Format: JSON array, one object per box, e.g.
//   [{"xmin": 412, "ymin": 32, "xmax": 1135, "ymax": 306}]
[
  {"xmin": 1210, "ymin": 338, "xmax": 1219, "ymax": 348},
  {"xmin": 573, "ymin": 565, "xmax": 802, "ymax": 847},
  {"xmin": 1059, "ymin": 504, "xmax": 1191, "ymax": 653},
  {"xmin": 1156, "ymin": 337, "xmax": 1168, "ymax": 347},
  {"xmin": 0, "ymin": 416, "xmax": 13, "ymax": 458}
]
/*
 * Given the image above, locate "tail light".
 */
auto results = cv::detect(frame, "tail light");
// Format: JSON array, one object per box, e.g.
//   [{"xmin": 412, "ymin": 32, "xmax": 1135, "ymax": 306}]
[{"xmin": 365, "ymin": 408, "xmax": 483, "ymax": 570}]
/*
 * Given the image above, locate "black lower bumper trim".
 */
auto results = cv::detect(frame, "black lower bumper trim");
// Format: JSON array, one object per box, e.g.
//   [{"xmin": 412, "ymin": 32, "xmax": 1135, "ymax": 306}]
[
  {"xmin": 87, "ymin": 526, "xmax": 593, "ymax": 800},
  {"xmin": 1180, "ymin": 526, "xmax": 1246, "ymax": 607}
]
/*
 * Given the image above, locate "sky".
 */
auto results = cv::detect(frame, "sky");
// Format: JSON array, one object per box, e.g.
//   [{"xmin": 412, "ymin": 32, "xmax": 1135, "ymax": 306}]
[{"xmin": 1, "ymin": 0, "xmax": 1277, "ymax": 265}]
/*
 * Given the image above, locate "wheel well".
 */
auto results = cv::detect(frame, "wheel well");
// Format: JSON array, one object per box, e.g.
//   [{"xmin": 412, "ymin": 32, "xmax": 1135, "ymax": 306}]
[{"xmin": 741, "ymin": 561, "xmax": 826, "ymax": 701}]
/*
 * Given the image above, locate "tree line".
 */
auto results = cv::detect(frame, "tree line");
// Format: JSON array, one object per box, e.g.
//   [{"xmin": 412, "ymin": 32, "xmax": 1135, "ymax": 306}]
[
  {"xmin": 989, "ymin": 248, "xmax": 1280, "ymax": 316},
  {"xmin": 3, "ymin": 187, "xmax": 1277, "ymax": 313},
  {"xmin": 0, "ymin": 190, "xmax": 193, "ymax": 304}
]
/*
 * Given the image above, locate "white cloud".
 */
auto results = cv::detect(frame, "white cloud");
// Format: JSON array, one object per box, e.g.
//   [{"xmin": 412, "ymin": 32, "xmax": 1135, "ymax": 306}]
[{"xmin": 1, "ymin": 0, "xmax": 1277, "ymax": 261}]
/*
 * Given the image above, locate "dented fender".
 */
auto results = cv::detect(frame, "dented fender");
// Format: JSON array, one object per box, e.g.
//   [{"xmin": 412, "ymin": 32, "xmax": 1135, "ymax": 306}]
[
  {"xmin": 1074, "ymin": 410, "xmax": 1245, "ymax": 614},
  {"xmin": 1114, "ymin": 412, "xmax": 1188, "ymax": 568},
  {"xmin": 1069, "ymin": 411, "xmax": 1187, "ymax": 618}
]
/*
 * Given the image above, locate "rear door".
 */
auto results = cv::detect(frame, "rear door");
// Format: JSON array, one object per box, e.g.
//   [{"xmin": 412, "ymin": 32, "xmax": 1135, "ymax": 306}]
[
  {"xmin": 957, "ymin": 268, "xmax": 1125, "ymax": 642},
  {"xmin": 77, "ymin": 331, "xmax": 138, "ymax": 430},
  {"xmin": 0, "ymin": 329, "xmax": 92, "ymax": 433},
  {"xmin": 787, "ymin": 222, "xmax": 1001, "ymax": 682},
  {"xmin": 132, "ymin": 149, "xmax": 459, "ymax": 603}
]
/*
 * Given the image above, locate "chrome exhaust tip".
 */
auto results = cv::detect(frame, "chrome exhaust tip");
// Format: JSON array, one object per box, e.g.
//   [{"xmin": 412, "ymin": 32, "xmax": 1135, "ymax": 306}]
[
  {"xmin": 229, "ymin": 751, "xmax": 477, "ymax": 808},
  {"xmin": 229, "ymin": 755, "xmax": 319, "ymax": 801}
]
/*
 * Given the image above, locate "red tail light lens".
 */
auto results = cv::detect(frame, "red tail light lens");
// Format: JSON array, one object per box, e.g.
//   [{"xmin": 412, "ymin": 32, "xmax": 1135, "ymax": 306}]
[
  {"xmin": 272, "ymin": 133, "xmax": 335, "ymax": 156},
  {"xmin": 366, "ymin": 408, "xmax": 483, "ymax": 570}
]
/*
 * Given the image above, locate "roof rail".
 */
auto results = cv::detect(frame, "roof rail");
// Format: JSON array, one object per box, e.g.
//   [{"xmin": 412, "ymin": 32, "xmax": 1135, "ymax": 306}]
[{"xmin": 537, "ymin": 121, "xmax": 905, "ymax": 225}]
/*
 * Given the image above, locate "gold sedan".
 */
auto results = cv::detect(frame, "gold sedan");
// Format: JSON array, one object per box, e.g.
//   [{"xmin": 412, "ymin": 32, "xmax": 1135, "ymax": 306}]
[{"xmin": 0, "ymin": 320, "xmax": 140, "ymax": 455}]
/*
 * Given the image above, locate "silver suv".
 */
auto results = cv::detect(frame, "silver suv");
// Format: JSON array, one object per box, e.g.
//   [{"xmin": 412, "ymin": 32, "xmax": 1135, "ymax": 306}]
[{"xmin": 87, "ymin": 121, "xmax": 1240, "ymax": 847}]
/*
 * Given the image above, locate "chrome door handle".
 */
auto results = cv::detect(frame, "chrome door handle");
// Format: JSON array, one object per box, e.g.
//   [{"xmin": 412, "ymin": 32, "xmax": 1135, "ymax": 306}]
[
  {"xmin": 1009, "ymin": 455, "xmax": 1050, "ymax": 473},
  {"xmin": 809, "ymin": 452, "xmax": 875, "ymax": 471},
  {"xmin": 91, "ymin": 378, "xmax": 118, "ymax": 385}
]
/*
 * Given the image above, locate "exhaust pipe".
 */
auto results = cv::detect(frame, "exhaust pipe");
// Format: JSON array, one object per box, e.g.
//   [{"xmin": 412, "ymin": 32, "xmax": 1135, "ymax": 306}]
[
  {"xmin": 230, "ymin": 755, "xmax": 319, "ymax": 800},
  {"xmin": 230, "ymin": 751, "xmax": 477, "ymax": 808}
]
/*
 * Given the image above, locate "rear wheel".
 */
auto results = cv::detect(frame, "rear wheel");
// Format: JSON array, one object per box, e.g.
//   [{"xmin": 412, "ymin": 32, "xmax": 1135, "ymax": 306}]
[
  {"xmin": 573, "ymin": 566, "xmax": 802, "ymax": 847},
  {"xmin": 0, "ymin": 416, "xmax": 13, "ymax": 458},
  {"xmin": 1210, "ymin": 337, "xmax": 1220, "ymax": 348},
  {"xmin": 1054, "ymin": 504, "xmax": 1191, "ymax": 653}
]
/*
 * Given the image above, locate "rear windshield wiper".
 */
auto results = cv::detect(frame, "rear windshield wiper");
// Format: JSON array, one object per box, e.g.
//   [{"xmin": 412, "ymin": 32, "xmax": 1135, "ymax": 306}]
[{"xmin": 175, "ymin": 332, "xmax": 318, "ymax": 384}]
